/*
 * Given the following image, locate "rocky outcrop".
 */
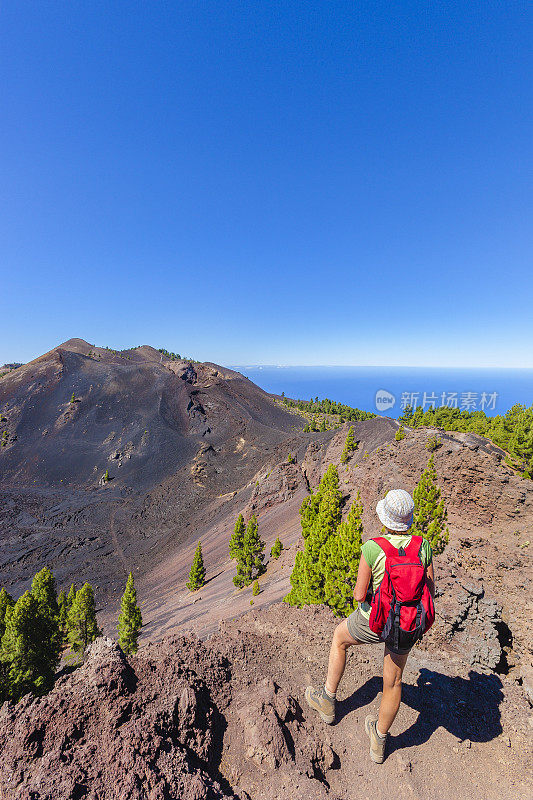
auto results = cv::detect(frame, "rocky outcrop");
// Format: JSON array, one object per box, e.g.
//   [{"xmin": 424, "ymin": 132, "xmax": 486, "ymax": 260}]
[{"xmin": 1, "ymin": 604, "xmax": 531, "ymax": 800}]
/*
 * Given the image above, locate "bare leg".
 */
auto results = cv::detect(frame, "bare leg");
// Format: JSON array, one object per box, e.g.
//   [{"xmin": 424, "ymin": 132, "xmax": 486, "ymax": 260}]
[
  {"xmin": 377, "ymin": 647, "xmax": 409, "ymax": 734},
  {"xmin": 325, "ymin": 620, "xmax": 362, "ymax": 694}
]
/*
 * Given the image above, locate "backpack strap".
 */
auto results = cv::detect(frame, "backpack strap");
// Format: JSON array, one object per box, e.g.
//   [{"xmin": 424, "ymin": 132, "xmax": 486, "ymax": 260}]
[
  {"xmin": 404, "ymin": 535, "xmax": 423, "ymax": 560},
  {"xmin": 372, "ymin": 537, "xmax": 399, "ymax": 557}
]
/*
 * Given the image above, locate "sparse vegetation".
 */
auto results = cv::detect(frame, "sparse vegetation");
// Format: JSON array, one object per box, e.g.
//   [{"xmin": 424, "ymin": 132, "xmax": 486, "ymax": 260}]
[
  {"xmin": 281, "ymin": 396, "xmax": 375, "ymax": 422},
  {"xmin": 186, "ymin": 542, "xmax": 206, "ymax": 591},
  {"xmin": 341, "ymin": 426, "xmax": 357, "ymax": 464},
  {"xmin": 399, "ymin": 403, "xmax": 533, "ymax": 478},
  {"xmin": 158, "ymin": 347, "xmax": 182, "ymax": 361}
]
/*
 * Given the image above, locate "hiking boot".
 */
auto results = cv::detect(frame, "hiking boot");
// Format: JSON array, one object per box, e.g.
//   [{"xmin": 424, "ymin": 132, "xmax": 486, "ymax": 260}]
[
  {"xmin": 305, "ymin": 685, "xmax": 335, "ymax": 724},
  {"xmin": 365, "ymin": 715, "xmax": 388, "ymax": 763}
]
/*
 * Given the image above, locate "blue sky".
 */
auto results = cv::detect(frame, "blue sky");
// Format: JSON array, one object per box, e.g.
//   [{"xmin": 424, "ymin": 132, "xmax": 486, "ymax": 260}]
[{"xmin": 1, "ymin": 2, "xmax": 531, "ymax": 367}]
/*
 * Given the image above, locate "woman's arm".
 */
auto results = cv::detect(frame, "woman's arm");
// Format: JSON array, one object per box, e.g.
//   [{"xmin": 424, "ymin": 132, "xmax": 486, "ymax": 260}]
[
  {"xmin": 354, "ymin": 553, "xmax": 372, "ymax": 603},
  {"xmin": 426, "ymin": 562, "xmax": 435, "ymax": 598}
]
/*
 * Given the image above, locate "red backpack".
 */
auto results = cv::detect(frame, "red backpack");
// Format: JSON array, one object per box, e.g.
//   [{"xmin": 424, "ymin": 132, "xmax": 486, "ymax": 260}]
[{"xmin": 368, "ymin": 536, "xmax": 435, "ymax": 652}]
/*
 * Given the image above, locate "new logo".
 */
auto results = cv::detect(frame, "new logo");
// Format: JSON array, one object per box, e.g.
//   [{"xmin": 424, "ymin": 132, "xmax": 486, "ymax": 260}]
[{"xmin": 375, "ymin": 389, "xmax": 396, "ymax": 412}]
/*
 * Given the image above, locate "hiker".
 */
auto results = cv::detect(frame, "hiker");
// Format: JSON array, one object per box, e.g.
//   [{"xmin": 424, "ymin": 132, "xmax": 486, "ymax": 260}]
[{"xmin": 305, "ymin": 489, "xmax": 435, "ymax": 763}]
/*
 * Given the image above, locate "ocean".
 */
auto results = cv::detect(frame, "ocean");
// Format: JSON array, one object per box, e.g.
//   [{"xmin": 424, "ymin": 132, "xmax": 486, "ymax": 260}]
[{"xmin": 229, "ymin": 366, "xmax": 533, "ymax": 420}]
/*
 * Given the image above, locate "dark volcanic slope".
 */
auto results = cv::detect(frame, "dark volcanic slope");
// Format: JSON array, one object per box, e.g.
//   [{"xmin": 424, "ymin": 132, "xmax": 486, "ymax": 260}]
[
  {"xmin": 0, "ymin": 339, "xmax": 304, "ymax": 597},
  {"xmin": 0, "ymin": 338, "xmax": 298, "ymax": 489}
]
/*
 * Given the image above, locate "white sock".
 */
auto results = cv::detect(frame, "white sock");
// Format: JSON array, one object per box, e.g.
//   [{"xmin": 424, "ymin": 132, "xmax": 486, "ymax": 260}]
[
  {"xmin": 324, "ymin": 684, "xmax": 336, "ymax": 699},
  {"xmin": 376, "ymin": 726, "xmax": 387, "ymax": 739}
]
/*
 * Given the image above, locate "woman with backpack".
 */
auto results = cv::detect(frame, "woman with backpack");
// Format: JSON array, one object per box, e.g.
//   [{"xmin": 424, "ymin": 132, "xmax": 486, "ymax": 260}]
[{"xmin": 305, "ymin": 489, "xmax": 435, "ymax": 763}]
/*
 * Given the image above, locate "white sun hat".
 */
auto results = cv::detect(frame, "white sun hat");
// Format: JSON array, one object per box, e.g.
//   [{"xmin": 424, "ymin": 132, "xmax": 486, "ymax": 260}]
[{"xmin": 376, "ymin": 489, "xmax": 414, "ymax": 532}]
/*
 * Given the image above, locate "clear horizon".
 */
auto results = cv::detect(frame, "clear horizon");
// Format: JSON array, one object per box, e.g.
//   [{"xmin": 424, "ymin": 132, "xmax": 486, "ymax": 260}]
[{"xmin": 1, "ymin": 4, "xmax": 532, "ymax": 368}]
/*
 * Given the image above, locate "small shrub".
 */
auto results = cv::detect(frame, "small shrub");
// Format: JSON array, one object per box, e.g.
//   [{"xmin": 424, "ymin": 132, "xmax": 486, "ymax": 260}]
[
  {"xmin": 395, "ymin": 425, "xmax": 406, "ymax": 441},
  {"xmin": 270, "ymin": 537, "xmax": 283, "ymax": 559},
  {"xmin": 426, "ymin": 434, "xmax": 441, "ymax": 452}
]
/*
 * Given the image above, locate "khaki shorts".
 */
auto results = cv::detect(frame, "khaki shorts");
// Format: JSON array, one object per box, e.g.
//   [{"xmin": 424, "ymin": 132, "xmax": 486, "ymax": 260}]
[{"xmin": 346, "ymin": 607, "xmax": 412, "ymax": 655}]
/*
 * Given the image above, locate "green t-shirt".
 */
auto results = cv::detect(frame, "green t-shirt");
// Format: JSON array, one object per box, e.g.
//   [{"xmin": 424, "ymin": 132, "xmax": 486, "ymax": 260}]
[{"xmin": 358, "ymin": 534, "xmax": 433, "ymax": 620}]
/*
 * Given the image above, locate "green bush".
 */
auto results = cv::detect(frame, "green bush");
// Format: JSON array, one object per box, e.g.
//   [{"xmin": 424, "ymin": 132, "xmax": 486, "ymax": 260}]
[
  {"xmin": 395, "ymin": 425, "xmax": 406, "ymax": 441},
  {"xmin": 270, "ymin": 537, "xmax": 283, "ymax": 559}
]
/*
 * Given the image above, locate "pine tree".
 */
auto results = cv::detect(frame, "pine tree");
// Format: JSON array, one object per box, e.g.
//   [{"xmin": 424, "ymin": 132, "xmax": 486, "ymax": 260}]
[
  {"xmin": 67, "ymin": 583, "xmax": 77, "ymax": 609},
  {"xmin": 118, "ymin": 573, "xmax": 143, "ymax": 655},
  {"xmin": 186, "ymin": 542, "xmax": 206, "ymax": 591},
  {"xmin": 102, "ymin": 469, "xmax": 110, "ymax": 483},
  {"xmin": 322, "ymin": 493, "xmax": 364, "ymax": 616},
  {"xmin": 70, "ymin": 392, "xmax": 76, "ymax": 403},
  {"xmin": 31, "ymin": 567, "xmax": 61, "ymax": 665},
  {"xmin": 411, "ymin": 456, "xmax": 449, "ymax": 555},
  {"xmin": 31, "ymin": 567, "xmax": 59, "ymax": 619},
  {"xmin": 0, "ymin": 588, "xmax": 14, "ymax": 641},
  {"xmin": 319, "ymin": 417, "xmax": 327, "ymax": 432},
  {"xmin": 233, "ymin": 515, "xmax": 265, "ymax": 588},
  {"xmin": 67, "ymin": 583, "xmax": 100, "ymax": 656},
  {"xmin": 57, "ymin": 590, "xmax": 68, "ymax": 640},
  {"xmin": 395, "ymin": 425, "xmax": 406, "ymax": 441},
  {"xmin": 229, "ymin": 514, "xmax": 245, "ymax": 560},
  {"xmin": 270, "ymin": 537, "xmax": 283, "ymax": 559},
  {"xmin": 341, "ymin": 426, "xmax": 357, "ymax": 464},
  {"xmin": 252, "ymin": 580, "xmax": 260, "ymax": 596},
  {"xmin": 0, "ymin": 590, "xmax": 57, "ymax": 701},
  {"xmin": 284, "ymin": 465, "xmax": 342, "ymax": 607}
]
